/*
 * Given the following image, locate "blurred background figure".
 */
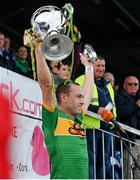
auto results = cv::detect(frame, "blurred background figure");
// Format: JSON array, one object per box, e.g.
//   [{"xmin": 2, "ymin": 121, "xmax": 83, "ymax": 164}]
[
  {"xmin": 47, "ymin": 59, "xmax": 71, "ymax": 86},
  {"xmin": 15, "ymin": 45, "xmax": 33, "ymax": 79},
  {"xmin": 115, "ymin": 75, "xmax": 140, "ymax": 179},
  {"xmin": 0, "ymin": 94, "xmax": 12, "ymax": 179},
  {"xmin": 54, "ymin": 61, "xmax": 71, "ymax": 86},
  {"xmin": 57, "ymin": 62, "xmax": 71, "ymax": 81},
  {"xmin": 116, "ymin": 75, "xmax": 140, "ymax": 141},
  {"xmin": 4, "ymin": 36, "xmax": 16, "ymax": 61},
  {"xmin": 104, "ymin": 71, "xmax": 120, "ymax": 93},
  {"xmin": 0, "ymin": 32, "xmax": 17, "ymax": 71},
  {"xmin": 0, "ymin": 32, "xmax": 6, "ymax": 68},
  {"xmin": 103, "ymin": 72, "xmax": 115, "ymax": 87},
  {"xmin": 47, "ymin": 61, "xmax": 60, "ymax": 78}
]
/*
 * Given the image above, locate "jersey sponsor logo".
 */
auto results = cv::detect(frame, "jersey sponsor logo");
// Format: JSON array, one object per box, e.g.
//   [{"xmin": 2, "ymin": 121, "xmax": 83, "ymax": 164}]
[
  {"xmin": 69, "ymin": 123, "xmax": 85, "ymax": 136},
  {"xmin": 54, "ymin": 118, "xmax": 85, "ymax": 137}
]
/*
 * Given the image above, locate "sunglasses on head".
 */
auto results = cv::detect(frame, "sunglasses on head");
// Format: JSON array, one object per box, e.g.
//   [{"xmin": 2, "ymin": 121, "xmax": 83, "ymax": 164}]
[{"xmin": 126, "ymin": 82, "xmax": 139, "ymax": 86}]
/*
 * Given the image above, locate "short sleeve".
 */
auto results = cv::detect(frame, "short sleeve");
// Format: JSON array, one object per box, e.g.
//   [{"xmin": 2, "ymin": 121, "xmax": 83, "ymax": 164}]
[{"xmin": 42, "ymin": 105, "xmax": 58, "ymax": 132}]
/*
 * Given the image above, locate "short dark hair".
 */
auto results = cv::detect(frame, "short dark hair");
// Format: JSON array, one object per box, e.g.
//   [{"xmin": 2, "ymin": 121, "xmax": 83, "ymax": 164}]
[
  {"xmin": 97, "ymin": 55, "xmax": 105, "ymax": 61},
  {"xmin": 0, "ymin": 32, "xmax": 5, "ymax": 36},
  {"xmin": 56, "ymin": 81, "xmax": 79, "ymax": 104},
  {"xmin": 47, "ymin": 61, "xmax": 60, "ymax": 71},
  {"xmin": 57, "ymin": 61, "xmax": 71, "ymax": 70}
]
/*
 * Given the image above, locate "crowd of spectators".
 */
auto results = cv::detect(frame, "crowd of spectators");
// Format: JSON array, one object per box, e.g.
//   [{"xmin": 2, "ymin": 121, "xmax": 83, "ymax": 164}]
[{"xmin": 0, "ymin": 31, "xmax": 33, "ymax": 79}]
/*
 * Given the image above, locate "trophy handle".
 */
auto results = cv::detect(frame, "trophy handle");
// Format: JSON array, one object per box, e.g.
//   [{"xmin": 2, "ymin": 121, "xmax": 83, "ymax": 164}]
[{"xmin": 59, "ymin": 3, "xmax": 74, "ymax": 30}]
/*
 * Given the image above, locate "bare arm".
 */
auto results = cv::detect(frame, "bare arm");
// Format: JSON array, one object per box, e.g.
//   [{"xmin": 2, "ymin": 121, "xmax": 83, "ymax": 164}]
[
  {"xmin": 79, "ymin": 53, "xmax": 94, "ymax": 114},
  {"xmin": 34, "ymin": 42, "xmax": 53, "ymax": 107}
]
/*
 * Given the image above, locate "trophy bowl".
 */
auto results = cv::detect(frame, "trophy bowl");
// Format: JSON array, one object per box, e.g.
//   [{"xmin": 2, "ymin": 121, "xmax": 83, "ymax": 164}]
[{"xmin": 83, "ymin": 44, "xmax": 97, "ymax": 63}]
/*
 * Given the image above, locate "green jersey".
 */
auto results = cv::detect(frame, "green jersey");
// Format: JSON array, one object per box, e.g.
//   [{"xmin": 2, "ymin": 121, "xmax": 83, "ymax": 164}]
[{"xmin": 42, "ymin": 105, "xmax": 89, "ymax": 179}]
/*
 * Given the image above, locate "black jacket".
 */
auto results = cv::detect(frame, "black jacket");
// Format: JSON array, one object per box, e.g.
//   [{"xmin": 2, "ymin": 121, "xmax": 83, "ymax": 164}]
[
  {"xmin": 0, "ymin": 54, "xmax": 5, "ymax": 68},
  {"xmin": 115, "ymin": 90, "xmax": 140, "ymax": 141},
  {"xmin": 0, "ymin": 51, "xmax": 18, "ymax": 72}
]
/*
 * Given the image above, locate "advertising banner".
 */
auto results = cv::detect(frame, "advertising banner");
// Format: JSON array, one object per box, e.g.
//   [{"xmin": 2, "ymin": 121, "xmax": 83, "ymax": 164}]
[{"xmin": 0, "ymin": 67, "xmax": 50, "ymax": 178}]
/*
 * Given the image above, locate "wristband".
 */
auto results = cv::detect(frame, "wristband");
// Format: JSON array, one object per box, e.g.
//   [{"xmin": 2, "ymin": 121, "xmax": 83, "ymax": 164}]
[{"xmin": 85, "ymin": 66, "xmax": 93, "ymax": 73}]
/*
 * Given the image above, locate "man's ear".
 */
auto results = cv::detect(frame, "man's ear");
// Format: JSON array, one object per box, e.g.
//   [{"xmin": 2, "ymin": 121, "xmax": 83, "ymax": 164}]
[{"xmin": 60, "ymin": 93, "xmax": 68, "ymax": 103}]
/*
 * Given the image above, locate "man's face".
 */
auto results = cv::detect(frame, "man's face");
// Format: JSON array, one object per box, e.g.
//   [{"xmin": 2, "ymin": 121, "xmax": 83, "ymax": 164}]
[
  {"xmin": 17, "ymin": 46, "xmax": 28, "ymax": 60},
  {"xmin": 62, "ymin": 84, "xmax": 85, "ymax": 115},
  {"xmin": 124, "ymin": 76, "xmax": 139, "ymax": 96},
  {"xmin": 4, "ymin": 37, "xmax": 10, "ymax": 50},
  {"xmin": 0, "ymin": 34, "xmax": 5, "ymax": 48},
  {"xmin": 94, "ymin": 59, "xmax": 105, "ymax": 79}
]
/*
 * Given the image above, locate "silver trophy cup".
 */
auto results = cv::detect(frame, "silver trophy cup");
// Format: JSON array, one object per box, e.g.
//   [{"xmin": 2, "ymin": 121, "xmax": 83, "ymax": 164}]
[{"xmin": 30, "ymin": 4, "xmax": 74, "ymax": 61}]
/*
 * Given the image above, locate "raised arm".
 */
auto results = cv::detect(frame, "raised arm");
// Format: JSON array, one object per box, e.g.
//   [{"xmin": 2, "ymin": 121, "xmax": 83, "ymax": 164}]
[
  {"xmin": 34, "ymin": 42, "xmax": 53, "ymax": 107},
  {"xmin": 79, "ymin": 53, "xmax": 94, "ymax": 114}
]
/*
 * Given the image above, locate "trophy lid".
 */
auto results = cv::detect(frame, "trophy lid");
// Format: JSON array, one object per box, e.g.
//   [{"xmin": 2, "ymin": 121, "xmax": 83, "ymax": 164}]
[{"xmin": 31, "ymin": 6, "xmax": 65, "ymax": 36}]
